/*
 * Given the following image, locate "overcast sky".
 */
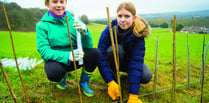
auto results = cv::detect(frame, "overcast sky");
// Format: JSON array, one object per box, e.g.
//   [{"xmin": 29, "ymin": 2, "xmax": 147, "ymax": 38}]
[{"xmin": 4, "ymin": 0, "xmax": 209, "ymax": 19}]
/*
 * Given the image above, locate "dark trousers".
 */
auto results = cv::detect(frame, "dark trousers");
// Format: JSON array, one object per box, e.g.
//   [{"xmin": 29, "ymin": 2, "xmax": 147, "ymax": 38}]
[
  {"xmin": 106, "ymin": 45, "xmax": 152, "ymax": 84},
  {"xmin": 44, "ymin": 48, "xmax": 101, "ymax": 82}
]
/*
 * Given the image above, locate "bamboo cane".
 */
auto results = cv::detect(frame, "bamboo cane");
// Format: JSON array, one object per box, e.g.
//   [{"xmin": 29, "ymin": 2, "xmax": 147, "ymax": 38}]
[
  {"xmin": 205, "ymin": 41, "xmax": 209, "ymax": 64},
  {"xmin": 171, "ymin": 15, "xmax": 177, "ymax": 103},
  {"xmin": 114, "ymin": 26, "xmax": 120, "ymax": 100},
  {"xmin": 199, "ymin": 25, "xmax": 206, "ymax": 85},
  {"xmin": 200, "ymin": 25, "xmax": 206, "ymax": 103},
  {"xmin": 1, "ymin": 3, "xmax": 29, "ymax": 103},
  {"xmin": 106, "ymin": 7, "xmax": 122, "ymax": 103},
  {"xmin": 0, "ymin": 59, "xmax": 18, "ymax": 103},
  {"xmin": 113, "ymin": 26, "xmax": 120, "ymax": 85},
  {"xmin": 107, "ymin": 28, "xmax": 119, "ymax": 85},
  {"xmin": 186, "ymin": 33, "xmax": 191, "ymax": 90},
  {"xmin": 114, "ymin": 26, "xmax": 120, "ymax": 70},
  {"xmin": 113, "ymin": 26, "xmax": 121, "ymax": 103},
  {"xmin": 153, "ymin": 35, "xmax": 159, "ymax": 100},
  {"xmin": 65, "ymin": 16, "xmax": 82, "ymax": 103}
]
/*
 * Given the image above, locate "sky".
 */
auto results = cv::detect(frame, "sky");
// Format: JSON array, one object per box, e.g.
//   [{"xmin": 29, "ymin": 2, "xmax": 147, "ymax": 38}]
[{"xmin": 3, "ymin": 0, "xmax": 209, "ymax": 19}]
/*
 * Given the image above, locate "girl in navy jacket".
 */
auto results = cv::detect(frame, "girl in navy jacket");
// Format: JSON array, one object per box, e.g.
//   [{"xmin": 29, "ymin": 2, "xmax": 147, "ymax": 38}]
[{"xmin": 98, "ymin": 2, "xmax": 152, "ymax": 103}]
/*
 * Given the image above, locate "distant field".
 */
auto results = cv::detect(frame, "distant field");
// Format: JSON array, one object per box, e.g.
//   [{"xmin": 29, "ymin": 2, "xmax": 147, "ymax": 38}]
[
  {"xmin": 0, "ymin": 24, "xmax": 209, "ymax": 102},
  {"xmin": 0, "ymin": 31, "xmax": 39, "ymax": 59},
  {"xmin": 0, "ymin": 23, "xmax": 106, "ymax": 59}
]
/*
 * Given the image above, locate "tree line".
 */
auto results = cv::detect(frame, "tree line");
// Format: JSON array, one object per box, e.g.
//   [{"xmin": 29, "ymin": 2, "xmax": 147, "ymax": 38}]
[
  {"xmin": 0, "ymin": 2, "xmax": 48, "ymax": 31},
  {"xmin": 0, "ymin": 2, "xmax": 90, "ymax": 32}
]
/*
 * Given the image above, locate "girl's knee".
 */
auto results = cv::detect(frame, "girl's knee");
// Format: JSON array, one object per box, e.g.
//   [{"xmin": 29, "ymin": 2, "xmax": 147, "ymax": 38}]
[
  {"xmin": 141, "ymin": 72, "xmax": 152, "ymax": 84},
  {"xmin": 141, "ymin": 63, "xmax": 152, "ymax": 84}
]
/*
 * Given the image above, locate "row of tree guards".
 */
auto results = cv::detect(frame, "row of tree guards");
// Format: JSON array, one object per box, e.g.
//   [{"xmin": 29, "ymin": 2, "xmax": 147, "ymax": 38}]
[
  {"xmin": 152, "ymin": 15, "xmax": 208, "ymax": 103},
  {"xmin": 0, "ymin": 3, "xmax": 208, "ymax": 103}
]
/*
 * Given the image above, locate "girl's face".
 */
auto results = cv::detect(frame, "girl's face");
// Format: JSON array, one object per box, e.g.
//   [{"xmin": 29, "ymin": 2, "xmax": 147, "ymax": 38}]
[
  {"xmin": 47, "ymin": 0, "xmax": 66, "ymax": 15},
  {"xmin": 117, "ymin": 8, "xmax": 136, "ymax": 30}
]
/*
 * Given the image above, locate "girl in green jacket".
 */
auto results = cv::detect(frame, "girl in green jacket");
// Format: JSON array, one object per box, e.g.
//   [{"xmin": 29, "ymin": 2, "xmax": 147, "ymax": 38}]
[{"xmin": 36, "ymin": 0, "xmax": 101, "ymax": 97}]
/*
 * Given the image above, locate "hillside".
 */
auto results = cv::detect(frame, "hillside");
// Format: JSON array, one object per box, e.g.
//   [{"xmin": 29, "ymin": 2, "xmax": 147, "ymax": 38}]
[
  {"xmin": 91, "ymin": 9, "xmax": 209, "ymax": 28},
  {"xmin": 139, "ymin": 9, "xmax": 209, "ymax": 20},
  {"xmin": 90, "ymin": 9, "xmax": 209, "ymax": 21}
]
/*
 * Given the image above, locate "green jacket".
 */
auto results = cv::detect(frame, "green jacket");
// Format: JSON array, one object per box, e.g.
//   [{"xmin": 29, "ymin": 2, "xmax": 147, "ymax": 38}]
[{"xmin": 36, "ymin": 11, "xmax": 93, "ymax": 65}]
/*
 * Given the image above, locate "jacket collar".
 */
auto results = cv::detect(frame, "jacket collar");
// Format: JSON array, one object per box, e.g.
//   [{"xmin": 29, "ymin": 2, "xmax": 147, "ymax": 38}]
[
  {"xmin": 48, "ymin": 10, "xmax": 67, "ymax": 18},
  {"xmin": 40, "ymin": 10, "xmax": 71, "ymax": 24}
]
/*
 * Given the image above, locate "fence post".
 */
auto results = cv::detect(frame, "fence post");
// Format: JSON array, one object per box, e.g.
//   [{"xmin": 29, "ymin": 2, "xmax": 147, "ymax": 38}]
[
  {"xmin": 153, "ymin": 35, "xmax": 159, "ymax": 100},
  {"xmin": 171, "ymin": 15, "xmax": 177, "ymax": 103},
  {"xmin": 200, "ymin": 25, "xmax": 206, "ymax": 103},
  {"xmin": 186, "ymin": 33, "xmax": 191, "ymax": 90}
]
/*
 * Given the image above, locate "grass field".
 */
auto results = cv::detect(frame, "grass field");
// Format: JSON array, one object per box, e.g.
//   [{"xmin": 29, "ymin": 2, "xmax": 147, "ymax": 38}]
[{"xmin": 0, "ymin": 23, "xmax": 209, "ymax": 103}]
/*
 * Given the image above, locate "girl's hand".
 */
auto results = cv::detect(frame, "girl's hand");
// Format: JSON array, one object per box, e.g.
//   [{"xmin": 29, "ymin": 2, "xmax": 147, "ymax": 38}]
[
  {"xmin": 107, "ymin": 80, "xmax": 120, "ymax": 100},
  {"xmin": 127, "ymin": 94, "xmax": 142, "ymax": 103},
  {"xmin": 73, "ymin": 21, "xmax": 86, "ymax": 35},
  {"xmin": 69, "ymin": 49, "xmax": 84, "ymax": 61}
]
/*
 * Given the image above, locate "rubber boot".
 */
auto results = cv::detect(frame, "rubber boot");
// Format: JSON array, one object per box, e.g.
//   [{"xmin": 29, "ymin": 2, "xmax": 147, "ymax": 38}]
[
  {"xmin": 79, "ymin": 70, "xmax": 94, "ymax": 97},
  {"xmin": 56, "ymin": 75, "xmax": 67, "ymax": 90}
]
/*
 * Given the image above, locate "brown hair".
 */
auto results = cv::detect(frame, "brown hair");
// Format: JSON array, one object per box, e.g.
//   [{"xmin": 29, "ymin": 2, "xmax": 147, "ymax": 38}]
[
  {"xmin": 45, "ymin": 0, "xmax": 67, "ymax": 6},
  {"xmin": 117, "ymin": 2, "xmax": 151, "ymax": 37},
  {"xmin": 45, "ymin": 0, "xmax": 49, "ymax": 6}
]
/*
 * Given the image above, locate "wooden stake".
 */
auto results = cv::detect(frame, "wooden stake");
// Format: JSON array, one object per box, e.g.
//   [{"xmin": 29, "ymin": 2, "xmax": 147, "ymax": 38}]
[
  {"xmin": 65, "ymin": 16, "xmax": 82, "ymax": 103},
  {"xmin": 153, "ymin": 35, "xmax": 159, "ymax": 100},
  {"xmin": 0, "ymin": 59, "xmax": 18, "ymax": 103},
  {"xmin": 186, "ymin": 33, "xmax": 191, "ymax": 90},
  {"xmin": 200, "ymin": 25, "xmax": 206, "ymax": 103},
  {"xmin": 171, "ymin": 15, "xmax": 177, "ymax": 103},
  {"xmin": 114, "ymin": 26, "xmax": 120, "ymax": 69},
  {"xmin": 1, "ymin": 3, "xmax": 29, "ymax": 103},
  {"xmin": 106, "ymin": 7, "xmax": 122, "ymax": 103},
  {"xmin": 205, "ymin": 41, "xmax": 209, "ymax": 64},
  {"xmin": 199, "ymin": 25, "xmax": 207, "ymax": 85}
]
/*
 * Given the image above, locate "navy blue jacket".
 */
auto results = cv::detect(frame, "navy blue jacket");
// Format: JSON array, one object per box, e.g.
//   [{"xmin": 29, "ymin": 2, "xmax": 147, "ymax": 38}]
[{"xmin": 98, "ymin": 19, "xmax": 145, "ymax": 95}]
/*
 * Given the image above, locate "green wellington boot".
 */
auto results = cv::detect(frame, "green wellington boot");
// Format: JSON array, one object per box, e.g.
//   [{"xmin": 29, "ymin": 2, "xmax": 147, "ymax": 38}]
[
  {"xmin": 79, "ymin": 70, "xmax": 94, "ymax": 97},
  {"xmin": 56, "ymin": 75, "xmax": 67, "ymax": 90}
]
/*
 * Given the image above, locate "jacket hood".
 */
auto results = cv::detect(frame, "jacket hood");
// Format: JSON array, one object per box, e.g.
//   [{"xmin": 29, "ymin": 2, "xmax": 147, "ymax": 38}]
[{"xmin": 40, "ymin": 10, "xmax": 72, "ymax": 23}]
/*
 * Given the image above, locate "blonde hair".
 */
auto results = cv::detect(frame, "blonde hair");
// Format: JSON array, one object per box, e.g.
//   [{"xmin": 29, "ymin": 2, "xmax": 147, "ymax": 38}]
[
  {"xmin": 117, "ymin": 2, "xmax": 151, "ymax": 37},
  {"xmin": 45, "ymin": 0, "xmax": 67, "ymax": 6}
]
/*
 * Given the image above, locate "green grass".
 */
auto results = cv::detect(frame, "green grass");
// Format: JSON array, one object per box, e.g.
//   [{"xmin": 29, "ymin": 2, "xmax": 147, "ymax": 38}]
[
  {"xmin": 0, "ymin": 31, "xmax": 40, "ymax": 59},
  {"xmin": 0, "ymin": 24, "xmax": 209, "ymax": 103}
]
